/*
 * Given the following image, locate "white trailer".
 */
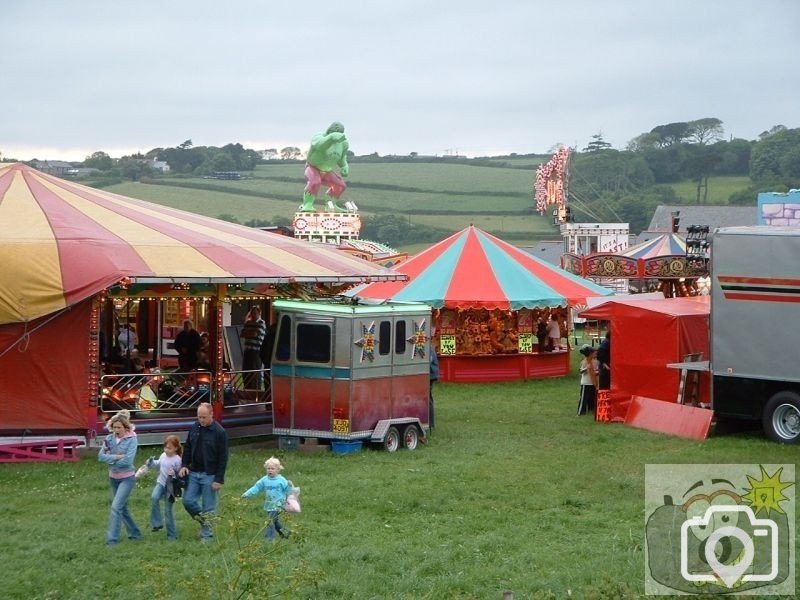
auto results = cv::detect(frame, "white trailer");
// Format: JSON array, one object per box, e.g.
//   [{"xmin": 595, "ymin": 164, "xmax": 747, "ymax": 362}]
[{"xmin": 711, "ymin": 226, "xmax": 800, "ymax": 443}]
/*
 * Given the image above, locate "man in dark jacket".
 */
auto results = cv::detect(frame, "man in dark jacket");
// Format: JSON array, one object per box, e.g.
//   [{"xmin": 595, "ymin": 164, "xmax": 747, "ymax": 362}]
[{"xmin": 180, "ymin": 402, "xmax": 228, "ymax": 542}]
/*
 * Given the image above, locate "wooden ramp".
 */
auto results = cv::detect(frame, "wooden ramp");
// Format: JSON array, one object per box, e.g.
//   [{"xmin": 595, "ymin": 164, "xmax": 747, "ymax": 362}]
[
  {"xmin": 624, "ymin": 395, "xmax": 713, "ymax": 441},
  {"xmin": 0, "ymin": 438, "xmax": 83, "ymax": 463}
]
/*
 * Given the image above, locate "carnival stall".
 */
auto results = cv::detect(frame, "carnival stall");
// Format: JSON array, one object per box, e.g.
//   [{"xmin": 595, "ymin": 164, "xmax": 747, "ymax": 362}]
[
  {"xmin": 0, "ymin": 163, "xmax": 403, "ymax": 447},
  {"xmin": 579, "ymin": 295, "xmax": 710, "ymax": 421},
  {"xmin": 354, "ymin": 226, "xmax": 613, "ymax": 382},
  {"xmin": 562, "ymin": 231, "xmax": 709, "ymax": 297}
]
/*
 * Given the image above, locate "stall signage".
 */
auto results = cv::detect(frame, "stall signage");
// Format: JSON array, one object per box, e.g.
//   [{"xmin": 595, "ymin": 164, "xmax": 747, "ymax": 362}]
[
  {"xmin": 518, "ymin": 333, "xmax": 534, "ymax": 354},
  {"xmin": 440, "ymin": 335, "xmax": 457, "ymax": 355}
]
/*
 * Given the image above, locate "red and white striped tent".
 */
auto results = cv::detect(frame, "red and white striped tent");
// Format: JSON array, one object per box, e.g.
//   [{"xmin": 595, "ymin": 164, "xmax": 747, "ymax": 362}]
[{"xmin": 0, "ymin": 162, "xmax": 402, "ymax": 435}]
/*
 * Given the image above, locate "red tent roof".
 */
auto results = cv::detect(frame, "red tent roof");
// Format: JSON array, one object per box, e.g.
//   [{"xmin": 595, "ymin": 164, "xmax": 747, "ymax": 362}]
[
  {"xmin": 0, "ymin": 163, "xmax": 403, "ymax": 324},
  {"xmin": 356, "ymin": 225, "xmax": 613, "ymax": 309}
]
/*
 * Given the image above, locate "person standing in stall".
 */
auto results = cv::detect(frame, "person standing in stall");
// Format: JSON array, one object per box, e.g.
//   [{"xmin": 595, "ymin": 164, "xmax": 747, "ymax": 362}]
[
  {"xmin": 174, "ymin": 319, "xmax": 201, "ymax": 372},
  {"xmin": 241, "ymin": 307, "xmax": 267, "ymax": 389}
]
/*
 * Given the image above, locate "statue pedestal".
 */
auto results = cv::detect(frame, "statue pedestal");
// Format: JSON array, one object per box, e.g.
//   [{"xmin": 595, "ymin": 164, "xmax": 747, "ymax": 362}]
[{"xmin": 293, "ymin": 211, "xmax": 362, "ymax": 244}]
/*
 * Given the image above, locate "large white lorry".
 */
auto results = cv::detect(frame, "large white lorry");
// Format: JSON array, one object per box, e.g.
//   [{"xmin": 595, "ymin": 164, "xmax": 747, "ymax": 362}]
[{"xmin": 710, "ymin": 226, "xmax": 800, "ymax": 443}]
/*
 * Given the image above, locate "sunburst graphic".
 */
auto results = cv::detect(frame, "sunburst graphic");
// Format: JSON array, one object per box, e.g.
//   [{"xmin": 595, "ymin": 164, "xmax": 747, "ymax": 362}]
[
  {"xmin": 741, "ymin": 465, "xmax": 793, "ymax": 516},
  {"xmin": 406, "ymin": 319, "xmax": 427, "ymax": 359},
  {"xmin": 354, "ymin": 321, "xmax": 376, "ymax": 362}
]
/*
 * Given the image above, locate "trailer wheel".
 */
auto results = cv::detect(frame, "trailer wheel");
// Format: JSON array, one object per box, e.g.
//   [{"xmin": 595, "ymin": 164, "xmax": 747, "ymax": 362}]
[
  {"xmin": 763, "ymin": 392, "xmax": 800, "ymax": 444},
  {"xmin": 403, "ymin": 425, "xmax": 420, "ymax": 451},
  {"xmin": 383, "ymin": 426, "xmax": 400, "ymax": 452}
]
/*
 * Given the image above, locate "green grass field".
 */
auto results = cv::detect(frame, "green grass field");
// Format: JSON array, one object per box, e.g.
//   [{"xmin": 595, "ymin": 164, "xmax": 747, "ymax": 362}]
[
  {"xmin": 100, "ymin": 163, "xmax": 755, "ymax": 252},
  {"xmin": 0, "ymin": 358, "xmax": 794, "ymax": 599},
  {"xmin": 104, "ymin": 161, "xmax": 559, "ymax": 247},
  {"xmin": 668, "ymin": 176, "xmax": 751, "ymax": 204}
]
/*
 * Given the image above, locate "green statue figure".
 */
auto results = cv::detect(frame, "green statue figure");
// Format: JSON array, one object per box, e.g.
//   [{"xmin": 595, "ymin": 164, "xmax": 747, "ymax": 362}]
[{"xmin": 301, "ymin": 122, "xmax": 350, "ymax": 212}]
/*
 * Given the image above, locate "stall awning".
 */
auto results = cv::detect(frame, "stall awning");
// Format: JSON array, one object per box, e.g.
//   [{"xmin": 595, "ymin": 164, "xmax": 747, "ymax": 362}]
[{"xmin": 0, "ymin": 163, "xmax": 404, "ymax": 324}]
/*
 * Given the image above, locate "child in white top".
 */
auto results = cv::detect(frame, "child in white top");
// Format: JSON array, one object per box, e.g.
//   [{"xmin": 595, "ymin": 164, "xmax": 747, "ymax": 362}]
[
  {"xmin": 148, "ymin": 435, "xmax": 184, "ymax": 540},
  {"xmin": 577, "ymin": 345, "xmax": 599, "ymax": 417},
  {"xmin": 242, "ymin": 456, "xmax": 292, "ymax": 541}
]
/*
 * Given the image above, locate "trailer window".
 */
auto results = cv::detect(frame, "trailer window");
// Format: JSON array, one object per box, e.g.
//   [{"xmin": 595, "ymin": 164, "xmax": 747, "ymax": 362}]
[
  {"xmin": 378, "ymin": 321, "xmax": 391, "ymax": 355},
  {"xmin": 296, "ymin": 323, "xmax": 331, "ymax": 363},
  {"xmin": 275, "ymin": 315, "xmax": 292, "ymax": 362},
  {"xmin": 395, "ymin": 320, "xmax": 407, "ymax": 354}
]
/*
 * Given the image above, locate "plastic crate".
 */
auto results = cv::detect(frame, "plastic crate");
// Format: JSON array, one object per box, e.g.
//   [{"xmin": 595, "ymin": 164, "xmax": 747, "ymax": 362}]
[{"xmin": 330, "ymin": 440, "xmax": 363, "ymax": 455}]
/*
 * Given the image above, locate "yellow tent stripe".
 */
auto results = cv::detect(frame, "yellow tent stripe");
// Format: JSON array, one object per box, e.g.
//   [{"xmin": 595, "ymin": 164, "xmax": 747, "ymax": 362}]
[
  {"xmin": 91, "ymin": 187, "xmax": 353, "ymax": 277},
  {"xmin": 0, "ymin": 171, "xmax": 66, "ymax": 320},
  {"xmin": 36, "ymin": 175, "xmax": 232, "ymax": 277}
]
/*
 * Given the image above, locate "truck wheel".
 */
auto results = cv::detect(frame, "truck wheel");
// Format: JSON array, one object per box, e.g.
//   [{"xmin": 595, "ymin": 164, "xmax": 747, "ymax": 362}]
[
  {"xmin": 403, "ymin": 425, "xmax": 420, "ymax": 450},
  {"xmin": 383, "ymin": 426, "xmax": 400, "ymax": 452},
  {"xmin": 763, "ymin": 392, "xmax": 800, "ymax": 444}
]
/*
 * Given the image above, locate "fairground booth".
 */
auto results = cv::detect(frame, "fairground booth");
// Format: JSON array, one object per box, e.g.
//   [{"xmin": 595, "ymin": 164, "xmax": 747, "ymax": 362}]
[
  {"xmin": 354, "ymin": 226, "xmax": 613, "ymax": 382},
  {"xmin": 562, "ymin": 231, "xmax": 710, "ymax": 297},
  {"xmin": 579, "ymin": 296, "xmax": 710, "ymax": 421},
  {"xmin": 0, "ymin": 163, "xmax": 403, "ymax": 451}
]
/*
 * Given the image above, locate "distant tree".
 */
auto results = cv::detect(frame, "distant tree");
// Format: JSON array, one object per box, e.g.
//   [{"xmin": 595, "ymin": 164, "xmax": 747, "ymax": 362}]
[
  {"xmin": 84, "ymin": 151, "xmax": 114, "ymax": 171},
  {"xmin": 178, "ymin": 139, "xmax": 193, "ymax": 150},
  {"xmin": 640, "ymin": 145, "xmax": 687, "ymax": 183},
  {"xmin": 208, "ymin": 152, "xmax": 237, "ymax": 172},
  {"xmin": 758, "ymin": 125, "xmax": 787, "ymax": 140},
  {"xmin": 159, "ymin": 145, "xmax": 207, "ymax": 173},
  {"xmin": 271, "ymin": 215, "xmax": 292, "ymax": 227},
  {"xmin": 243, "ymin": 218, "xmax": 273, "ymax": 228},
  {"xmin": 261, "ymin": 148, "xmax": 278, "ymax": 160},
  {"xmin": 409, "ymin": 152, "xmax": 418, "ymax": 159},
  {"xmin": 582, "ymin": 132, "xmax": 612, "ymax": 153},
  {"xmin": 750, "ymin": 127, "xmax": 800, "ymax": 182},
  {"xmin": 280, "ymin": 146, "xmax": 302, "ymax": 160},
  {"xmin": 681, "ymin": 144, "xmax": 722, "ymax": 203},
  {"xmin": 571, "ymin": 150, "xmax": 654, "ymax": 195},
  {"xmin": 712, "ymin": 138, "xmax": 752, "ymax": 175},
  {"xmin": 687, "ymin": 118, "xmax": 724, "ymax": 145},
  {"xmin": 626, "ymin": 132, "xmax": 660, "ymax": 152},
  {"xmin": 650, "ymin": 122, "xmax": 692, "ymax": 147},
  {"xmin": 117, "ymin": 156, "xmax": 152, "ymax": 181}
]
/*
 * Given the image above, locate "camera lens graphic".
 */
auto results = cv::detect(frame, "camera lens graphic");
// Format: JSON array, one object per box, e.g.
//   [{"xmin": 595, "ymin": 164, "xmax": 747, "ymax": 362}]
[{"xmin": 705, "ymin": 526, "xmax": 755, "ymax": 588}]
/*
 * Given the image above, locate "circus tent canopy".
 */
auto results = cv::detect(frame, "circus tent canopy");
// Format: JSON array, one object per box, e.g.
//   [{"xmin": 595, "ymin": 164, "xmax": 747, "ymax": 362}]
[
  {"xmin": 621, "ymin": 232, "xmax": 686, "ymax": 258},
  {"xmin": 354, "ymin": 225, "xmax": 613, "ymax": 309},
  {"xmin": 0, "ymin": 163, "xmax": 403, "ymax": 325}
]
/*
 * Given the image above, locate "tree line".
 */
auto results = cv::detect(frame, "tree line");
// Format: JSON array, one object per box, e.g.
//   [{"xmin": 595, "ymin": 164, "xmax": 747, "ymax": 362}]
[{"xmin": 566, "ymin": 120, "xmax": 800, "ymax": 231}]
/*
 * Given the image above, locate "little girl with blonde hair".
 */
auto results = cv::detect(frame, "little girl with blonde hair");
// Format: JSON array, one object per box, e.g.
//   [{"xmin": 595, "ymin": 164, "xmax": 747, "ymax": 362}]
[{"xmin": 242, "ymin": 456, "xmax": 292, "ymax": 540}]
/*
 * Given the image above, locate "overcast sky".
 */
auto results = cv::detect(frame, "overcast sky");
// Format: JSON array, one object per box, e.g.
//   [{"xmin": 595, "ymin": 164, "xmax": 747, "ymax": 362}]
[{"xmin": 2, "ymin": 1, "xmax": 798, "ymax": 161}]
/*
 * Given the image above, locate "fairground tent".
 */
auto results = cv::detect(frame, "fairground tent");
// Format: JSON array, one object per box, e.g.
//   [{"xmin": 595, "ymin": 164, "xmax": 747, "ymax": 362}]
[
  {"xmin": 354, "ymin": 226, "xmax": 613, "ymax": 383},
  {"xmin": 621, "ymin": 232, "xmax": 686, "ymax": 259},
  {"xmin": 354, "ymin": 225, "xmax": 613, "ymax": 308},
  {"xmin": 0, "ymin": 162, "xmax": 403, "ymax": 435},
  {"xmin": 579, "ymin": 295, "xmax": 710, "ymax": 420}
]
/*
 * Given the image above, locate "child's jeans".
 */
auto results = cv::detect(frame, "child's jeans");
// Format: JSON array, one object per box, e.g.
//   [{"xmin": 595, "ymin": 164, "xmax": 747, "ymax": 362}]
[
  {"xmin": 151, "ymin": 483, "xmax": 177, "ymax": 539},
  {"xmin": 266, "ymin": 510, "xmax": 289, "ymax": 541}
]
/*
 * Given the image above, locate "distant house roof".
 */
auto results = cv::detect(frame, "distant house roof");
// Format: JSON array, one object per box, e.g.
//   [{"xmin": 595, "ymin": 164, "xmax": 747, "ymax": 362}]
[
  {"xmin": 648, "ymin": 205, "xmax": 755, "ymax": 233},
  {"xmin": 33, "ymin": 160, "xmax": 74, "ymax": 169},
  {"xmin": 519, "ymin": 240, "xmax": 564, "ymax": 267}
]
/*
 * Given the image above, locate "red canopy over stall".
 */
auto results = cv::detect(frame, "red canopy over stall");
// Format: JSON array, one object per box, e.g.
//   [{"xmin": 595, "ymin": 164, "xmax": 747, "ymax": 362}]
[{"xmin": 579, "ymin": 296, "xmax": 710, "ymax": 420}]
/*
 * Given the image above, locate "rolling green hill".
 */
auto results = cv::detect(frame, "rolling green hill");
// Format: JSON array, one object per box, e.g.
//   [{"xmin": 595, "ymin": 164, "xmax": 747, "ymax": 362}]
[
  {"xmin": 105, "ymin": 161, "xmax": 561, "ymax": 247},
  {"xmin": 103, "ymin": 161, "xmax": 756, "ymax": 251}
]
